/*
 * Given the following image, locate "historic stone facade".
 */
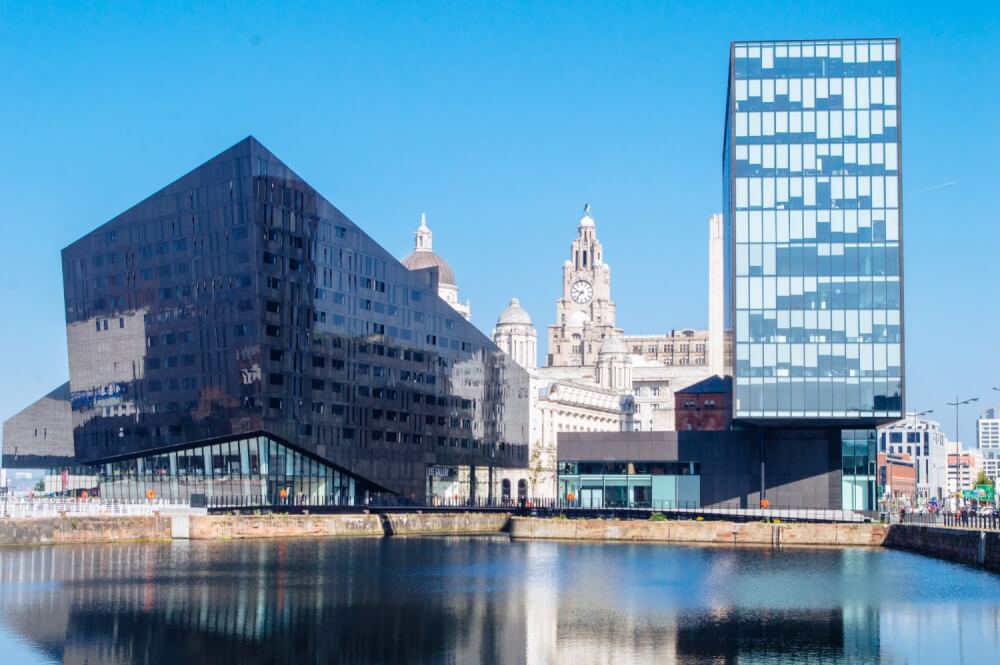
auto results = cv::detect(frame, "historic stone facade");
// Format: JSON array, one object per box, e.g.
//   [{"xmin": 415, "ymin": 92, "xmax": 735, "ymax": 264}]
[
  {"xmin": 490, "ymin": 206, "xmax": 732, "ymax": 497},
  {"xmin": 545, "ymin": 205, "xmax": 620, "ymax": 368},
  {"xmin": 535, "ymin": 206, "xmax": 729, "ymax": 431}
]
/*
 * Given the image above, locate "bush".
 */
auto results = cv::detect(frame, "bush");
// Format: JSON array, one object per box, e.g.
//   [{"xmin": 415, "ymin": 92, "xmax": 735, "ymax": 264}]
[
  {"xmin": 649, "ymin": 512, "xmax": 668, "ymax": 522},
  {"xmin": 552, "ymin": 513, "xmax": 568, "ymax": 520}
]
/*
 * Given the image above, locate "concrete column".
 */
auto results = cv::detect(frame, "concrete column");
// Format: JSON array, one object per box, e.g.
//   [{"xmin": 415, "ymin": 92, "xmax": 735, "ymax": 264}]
[{"xmin": 707, "ymin": 213, "xmax": 725, "ymax": 377}]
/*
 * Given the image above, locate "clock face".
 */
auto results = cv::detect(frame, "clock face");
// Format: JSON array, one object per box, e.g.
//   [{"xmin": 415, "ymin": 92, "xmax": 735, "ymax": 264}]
[{"xmin": 570, "ymin": 280, "xmax": 593, "ymax": 304}]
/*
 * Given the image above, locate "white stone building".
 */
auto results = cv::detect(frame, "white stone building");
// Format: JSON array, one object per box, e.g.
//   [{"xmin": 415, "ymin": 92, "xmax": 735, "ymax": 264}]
[
  {"xmin": 878, "ymin": 413, "xmax": 948, "ymax": 505},
  {"xmin": 977, "ymin": 408, "xmax": 1000, "ymax": 483},
  {"xmin": 487, "ymin": 206, "xmax": 731, "ymax": 498},
  {"xmin": 534, "ymin": 206, "xmax": 729, "ymax": 431},
  {"xmin": 491, "ymin": 295, "xmax": 635, "ymax": 500},
  {"xmin": 400, "ymin": 213, "xmax": 471, "ymax": 320}
]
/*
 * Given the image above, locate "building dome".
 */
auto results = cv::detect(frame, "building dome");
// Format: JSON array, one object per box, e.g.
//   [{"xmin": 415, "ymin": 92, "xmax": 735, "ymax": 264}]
[
  {"xmin": 599, "ymin": 334, "xmax": 627, "ymax": 355},
  {"xmin": 579, "ymin": 204, "xmax": 595, "ymax": 228},
  {"xmin": 401, "ymin": 250, "xmax": 456, "ymax": 286},
  {"xmin": 400, "ymin": 212, "xmax": 456, "ymax": 286},
  {"xmin": 566, "ymin": 310, "xmax": 590, "ymax": 328},
  {"xmin": 497, "ymin": 298, "xmax": 532, "ymax": 326}
]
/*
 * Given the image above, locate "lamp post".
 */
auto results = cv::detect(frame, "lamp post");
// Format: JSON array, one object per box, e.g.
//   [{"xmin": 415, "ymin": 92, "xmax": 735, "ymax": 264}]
[
  {"xmin": 946, "ymin": 396, "xmax": 978, "ymax": 511},
  {"xmin": 908, "ymin": 409, "xmax": 933, "ymax": 509}
]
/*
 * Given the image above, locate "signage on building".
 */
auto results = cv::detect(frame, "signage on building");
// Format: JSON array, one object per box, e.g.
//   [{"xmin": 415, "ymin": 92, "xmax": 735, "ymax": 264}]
[{"xmin": 429, "ymin": 465, "xmax": 455, "ymax": 478}]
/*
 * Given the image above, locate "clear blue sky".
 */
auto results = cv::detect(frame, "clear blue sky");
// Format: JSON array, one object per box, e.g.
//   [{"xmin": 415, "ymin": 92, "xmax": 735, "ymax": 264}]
[{"xmin": 1, "ymin": 2, "xmax": 998, "ymax": 446}]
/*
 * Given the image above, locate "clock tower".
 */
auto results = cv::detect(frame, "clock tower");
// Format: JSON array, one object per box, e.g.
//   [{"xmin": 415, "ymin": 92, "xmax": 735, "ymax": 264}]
[{"xmin": 546, "ymin": 205, "xmax": 620, "ymax": 368}]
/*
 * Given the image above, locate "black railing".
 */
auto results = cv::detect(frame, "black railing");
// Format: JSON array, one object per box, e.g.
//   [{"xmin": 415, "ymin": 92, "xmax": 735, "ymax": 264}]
[
  {"xmin": 201, "ymin": 494, "xmax": 870, "ymax": 523},
  {"xmin": 900, "ymin": 511, "xmax": 1000, "ymax": 531}
]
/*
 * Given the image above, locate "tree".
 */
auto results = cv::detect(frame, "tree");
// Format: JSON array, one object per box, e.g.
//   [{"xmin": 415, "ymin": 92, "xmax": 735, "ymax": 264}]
[
  {"xmin": 974, "ymin": 470, "xmax": 994, "ymax": 488},
  {"xmin": 34, "ymin": 479, "xmax": 46, "ymax": 492}
]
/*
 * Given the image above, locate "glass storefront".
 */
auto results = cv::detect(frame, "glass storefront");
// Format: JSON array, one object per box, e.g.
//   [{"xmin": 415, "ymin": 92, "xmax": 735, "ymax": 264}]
[
  {"xmin": 841, "ymin": 428, "xmax": 876, "ymax": 510},
  {"xmin": 93, "ymin": 434, "xmax": 365, "ymax": 505},
  {"xmin": 558, "ymin": 461, "xmax": 701, "ymax": 509}
]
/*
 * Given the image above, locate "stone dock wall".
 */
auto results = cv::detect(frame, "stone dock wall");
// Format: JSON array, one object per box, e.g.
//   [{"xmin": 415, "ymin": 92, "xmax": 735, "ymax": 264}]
[
  {"xmin": 383, "ymin": 512, "xmax": 510, "ymax": 536},
  {"xmin": 0, "ymin": 512, "xmax": 510, "ymax": 546},
  {"xmin": 0, "ymin": 516, "xmax": 171, "ymax": 546},
  {"xmin": 509, "ymin": 517, "xmax": 888, "ymax": 547},
  {"xmin": 3, "ymin": 514, "xmax": 998, "ymax": 574},
  {"xmin": 185, "ymin": 514, "xmax": 386, "ymax": 540},
  {"xmin": 883, "ymin": 525, "xmax": 1000, "ymax": 572}
]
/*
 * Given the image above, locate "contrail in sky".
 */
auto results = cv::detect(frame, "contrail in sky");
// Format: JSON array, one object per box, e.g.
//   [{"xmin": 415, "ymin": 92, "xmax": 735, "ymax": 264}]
[{"xmin": 907, "ymin": 180, "xmax": 958, "ymax": 196}]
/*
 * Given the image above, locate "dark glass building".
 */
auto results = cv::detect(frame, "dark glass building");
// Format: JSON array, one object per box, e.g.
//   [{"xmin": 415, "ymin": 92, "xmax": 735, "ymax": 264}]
[
  {"xmin": 58, "ymin": 137, "xmax": 529, "ymax": 503},
  {"xmin": 724, "ymin": 39, "xmax": 905, "ymax": 509}
]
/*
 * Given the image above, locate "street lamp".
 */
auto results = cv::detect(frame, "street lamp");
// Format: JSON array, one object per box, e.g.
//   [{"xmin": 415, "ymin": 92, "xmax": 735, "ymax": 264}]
[
  {"xmin": 946, "ymin": 396, "xmax": 978, "ymax": 509},
  {"xmin": 906, "ymin": 409, "xmax": 933, "ymax": 508}
]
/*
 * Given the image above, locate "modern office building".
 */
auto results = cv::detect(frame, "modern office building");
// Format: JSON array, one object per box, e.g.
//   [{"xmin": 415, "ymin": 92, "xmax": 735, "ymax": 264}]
[
  {"xmin": 724, "ymin": 38, "xmax": 905, "ymax": 510},
  {"xmin": 555, "ymin": 38, "xmax": 906, "ymax": 512},
  {"xmin": 12, "ymin": 137, "xmax": 530, "ymax": 503},
  {"xmin": 877, "ymin": 413, "xmax": 948, "ymax": 505},
  {"xmin": 977, "ymin": 408, "xmax": 1000, "ymax": 483}
]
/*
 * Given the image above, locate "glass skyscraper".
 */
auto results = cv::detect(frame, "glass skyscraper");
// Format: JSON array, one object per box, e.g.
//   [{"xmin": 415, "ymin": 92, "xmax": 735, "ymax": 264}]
[{"xmin": 724, "ymin": 39, "xmax": 905, "ymax": 509}]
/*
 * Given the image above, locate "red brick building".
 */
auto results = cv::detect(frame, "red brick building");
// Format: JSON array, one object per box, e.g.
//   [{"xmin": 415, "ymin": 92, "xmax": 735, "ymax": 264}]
[
  {"xmin": 674, "ymin": 376, "xmax": 732, "ymax": 432},
  {"xmin": 878, "ymin": 452, "xmax": 916, "ymax": 507}
]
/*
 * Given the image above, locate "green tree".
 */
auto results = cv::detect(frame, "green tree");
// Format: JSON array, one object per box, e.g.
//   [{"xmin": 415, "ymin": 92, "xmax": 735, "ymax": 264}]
[
  {"xmin": 33, "ymin": 480, "xmax": 46, "ymax": 492},
  {"xmin": 974, "ymin": 470, "xmax": 994, "ymax": 487}
]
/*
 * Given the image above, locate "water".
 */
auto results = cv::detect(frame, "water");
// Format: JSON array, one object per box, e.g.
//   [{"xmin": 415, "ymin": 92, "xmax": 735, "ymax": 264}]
[{"xmin": 0, "ymin": 537, "xmax": 998, "ymax": 664}]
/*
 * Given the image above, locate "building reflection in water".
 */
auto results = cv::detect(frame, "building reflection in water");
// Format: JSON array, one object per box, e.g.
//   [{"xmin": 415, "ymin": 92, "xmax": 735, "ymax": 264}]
[{"xmin": 1, "ymin": 540, "xmax": 999, "ymax": 664}]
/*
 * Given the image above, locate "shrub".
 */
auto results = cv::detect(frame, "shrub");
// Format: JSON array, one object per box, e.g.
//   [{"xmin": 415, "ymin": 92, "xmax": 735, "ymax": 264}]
[{"xmin": 649, "ymin": 512, "xmax": 668, "ymax": 522}]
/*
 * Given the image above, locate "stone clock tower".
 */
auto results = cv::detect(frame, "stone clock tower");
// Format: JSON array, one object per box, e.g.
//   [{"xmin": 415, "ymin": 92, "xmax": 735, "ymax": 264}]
[{"xmin": 546, "ymin": 205, "xmax": 621, "ymax": 367}]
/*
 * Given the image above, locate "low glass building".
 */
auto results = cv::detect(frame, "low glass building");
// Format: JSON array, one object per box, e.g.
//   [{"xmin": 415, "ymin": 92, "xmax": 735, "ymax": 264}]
[
  {"xmin": 558, "ymin": 461, "xmax": 701, "ymax": 509},
  {"xmin": 92, "ymin": 432, "xmax": 377, "ymax": 505}
]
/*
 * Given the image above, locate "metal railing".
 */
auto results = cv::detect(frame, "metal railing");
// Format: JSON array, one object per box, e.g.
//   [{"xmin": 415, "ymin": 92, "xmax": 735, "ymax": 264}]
[
  {"xmin": 901, "ymin": 511, "xmax": 1000, "ymax": 531},
  {"xmin": 202, "ymin": 494, "xmax": 870, "ymax": 523},
  {"xmin": 1, "ymin": 497, "xmax": 189, "ymax": 519}
]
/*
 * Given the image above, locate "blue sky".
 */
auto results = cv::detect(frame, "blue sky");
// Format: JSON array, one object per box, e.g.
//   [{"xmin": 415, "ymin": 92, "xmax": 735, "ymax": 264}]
[{"xmin": 0, "ymin": 1, "xmax": 998, "ymax": 446}]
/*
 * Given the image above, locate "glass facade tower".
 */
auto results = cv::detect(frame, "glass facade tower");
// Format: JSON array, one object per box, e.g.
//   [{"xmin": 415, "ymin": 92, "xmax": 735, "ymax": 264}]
[
  {"xmin": 724, "ymin": 39, "xmax": 905, "ymax": 511},
  {"xmin": 725, "ymin": 39, "xmax": 904, "ymax": 421}
]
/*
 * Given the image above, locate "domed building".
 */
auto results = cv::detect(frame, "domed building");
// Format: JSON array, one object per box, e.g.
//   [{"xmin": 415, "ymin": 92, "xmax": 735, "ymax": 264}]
[
  {"xmin": 401, "ymin": 213, "xmax": 471, "ymax": 320},
  {"xmin": 492, "ymin": 298, "xmax": 537, "ymax": 370},
  {"xmin": 595, "ymin": 333, "xmax": 632, "ymax": 392}
]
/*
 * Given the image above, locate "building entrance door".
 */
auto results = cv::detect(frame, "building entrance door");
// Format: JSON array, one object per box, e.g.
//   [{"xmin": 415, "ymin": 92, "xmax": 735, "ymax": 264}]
[{"xmin": 581, "ymin": 488, "xmax": 603, "ymax": 509}]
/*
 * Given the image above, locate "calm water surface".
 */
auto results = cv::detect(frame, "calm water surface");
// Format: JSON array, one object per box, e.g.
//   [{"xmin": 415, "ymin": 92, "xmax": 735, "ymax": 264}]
[{"xmin": 0, "ymin": 537, "xmax": 998, "ymax": 664}]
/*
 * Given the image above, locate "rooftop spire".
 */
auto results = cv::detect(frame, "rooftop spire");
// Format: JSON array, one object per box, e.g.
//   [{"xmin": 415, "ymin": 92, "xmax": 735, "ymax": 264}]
[
  {"xmin": 414, "ymin": 212, "xmax": 433, "ymax": 252},
  {"xmin": 579, "ymin": 203, "xmax": 595, "ymax": 228}
]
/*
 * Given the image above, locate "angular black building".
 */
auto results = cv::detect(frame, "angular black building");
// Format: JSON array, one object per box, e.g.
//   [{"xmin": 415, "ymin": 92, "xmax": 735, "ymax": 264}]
[{"xmin": 56, "ymin": 137, "xmax": 529, "ymax": 503}]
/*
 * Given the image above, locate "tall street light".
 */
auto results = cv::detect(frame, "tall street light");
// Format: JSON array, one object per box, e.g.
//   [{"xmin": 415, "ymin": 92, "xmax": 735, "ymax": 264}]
[
  {"xmin": 946, "ymin": 395, "xmax": 978, "ymax": 508},
  {"xmin": 905, "ymin": 409, "xmax": 933, "ymax": 508}
]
